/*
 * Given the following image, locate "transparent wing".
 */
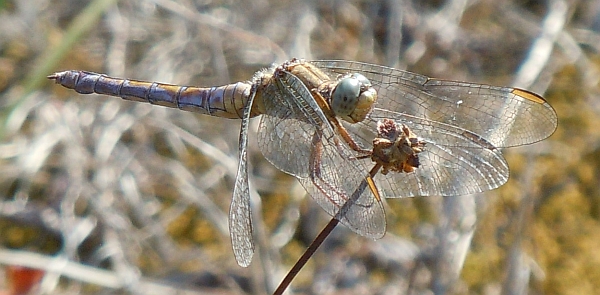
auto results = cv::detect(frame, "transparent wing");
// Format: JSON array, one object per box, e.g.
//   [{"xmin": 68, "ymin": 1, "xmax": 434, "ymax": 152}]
[
  {"xmin": 375, "ymin": 142, "xmax": 507, "ymax": 198},
  {"xmin": 296, "ymin": 132, "xmax": 386, "ymax": 238},
  {"xmin": 257, "ymin": 70, "xmax": 386, "ymax": 238},
  {"xmin": 311, "ymin": 60, "xmax": 557, "ymax": 148},
  {"xmin": 229, "ymin": 88, "xmax": 256, "ymax": 267},
  {"xmin": 344, "ymin": 109, "xmax": 510, "ymax": 198}
]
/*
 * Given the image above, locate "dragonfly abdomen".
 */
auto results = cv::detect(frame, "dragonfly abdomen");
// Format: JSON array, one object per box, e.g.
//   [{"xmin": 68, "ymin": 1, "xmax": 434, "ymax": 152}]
[{"xmin": 48, "ymin": 70, "xmax": 253, "ymax": 119}]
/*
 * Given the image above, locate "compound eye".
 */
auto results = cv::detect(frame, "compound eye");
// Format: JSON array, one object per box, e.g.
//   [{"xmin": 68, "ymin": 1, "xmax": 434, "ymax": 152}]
[
  {"xmin": 331, "ymin": 77, "xmax": 360, "ymax": 117},
  {"xmin": 351, "ymin": 73, "xmax": 371, "ymax": 88}
]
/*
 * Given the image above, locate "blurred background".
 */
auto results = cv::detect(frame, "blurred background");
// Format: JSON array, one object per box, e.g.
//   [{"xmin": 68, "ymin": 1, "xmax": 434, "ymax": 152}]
[{"xmin": 0, "ymin": 0, "xmax": 598, "ymax": 294}]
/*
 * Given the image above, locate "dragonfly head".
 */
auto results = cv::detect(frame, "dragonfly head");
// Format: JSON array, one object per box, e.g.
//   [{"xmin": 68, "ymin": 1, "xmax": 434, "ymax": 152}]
[{"xmin": 331, "ymin": 73, "xmax": 377, "ymax": 123}]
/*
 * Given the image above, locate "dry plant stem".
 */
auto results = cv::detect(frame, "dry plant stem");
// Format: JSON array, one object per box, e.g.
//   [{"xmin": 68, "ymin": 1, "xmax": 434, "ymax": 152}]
[
  {"xmin": 273, "ymin": 164, "xmax": 382, "ymax": 294},
  {"xmin": 272, "ymin": 217, "xmax": 340, "ymax": 295}
]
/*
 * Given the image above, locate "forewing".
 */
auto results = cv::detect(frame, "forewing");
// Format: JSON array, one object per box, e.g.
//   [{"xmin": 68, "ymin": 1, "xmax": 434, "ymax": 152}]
[{"xmin": 311, "ymin": 60, "xmax": 557, "ymax": 148}]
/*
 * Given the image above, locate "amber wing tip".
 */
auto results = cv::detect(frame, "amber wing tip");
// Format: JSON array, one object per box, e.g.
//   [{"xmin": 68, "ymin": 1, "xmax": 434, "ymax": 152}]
[{"xmin": 511, "ymin": 88, "xmax": 547, "ymax": 104}]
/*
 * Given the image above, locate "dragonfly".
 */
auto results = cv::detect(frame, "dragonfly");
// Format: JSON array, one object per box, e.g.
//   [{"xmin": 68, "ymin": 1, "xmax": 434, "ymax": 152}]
[{"xmin": 48, "ymin": 58, "xmax": 557, "ymax": 267}]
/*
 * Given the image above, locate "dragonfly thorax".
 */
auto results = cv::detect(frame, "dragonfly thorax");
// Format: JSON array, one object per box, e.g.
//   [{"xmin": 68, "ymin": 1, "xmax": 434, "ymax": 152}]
[{"xmin": 331, "ymin": 73, "xmax": 377, "ymax": 123}]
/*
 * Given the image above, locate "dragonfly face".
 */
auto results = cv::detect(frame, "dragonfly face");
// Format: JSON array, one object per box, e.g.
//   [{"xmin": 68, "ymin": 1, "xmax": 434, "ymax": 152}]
[{"xmin": 330, "ymin": 73, "xmax": 377, "ymax": 123}]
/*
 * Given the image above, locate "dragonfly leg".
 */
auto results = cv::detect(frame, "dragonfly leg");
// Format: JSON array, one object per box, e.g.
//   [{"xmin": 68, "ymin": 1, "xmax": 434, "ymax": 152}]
[
  {"xmin": 310, "ymin": 89, "xmax": 371, "ymax": 155},
  {"xmin": 308, "ymin": 131, "xmax": 352, "ymax": 209}
]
